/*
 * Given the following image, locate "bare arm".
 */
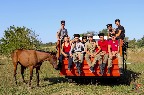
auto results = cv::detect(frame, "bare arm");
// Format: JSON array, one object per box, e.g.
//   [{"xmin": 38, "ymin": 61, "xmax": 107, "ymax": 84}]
[
  {"xmin": 95, "ymin": 42, "xmax": 101, "ymax": 55},
  {"xmin": 70, "ymin": 39, "xmax": 74, "ymax": 45},
  {"xmin": 56, "ymin": 31, "xmax": 60, "ymax": 40},
  {"xmin": 108, "ymin": 44, "xmax": 112, "ymax": 55},
  {"xmin": 107, "ymin": 32, "xmax": 110, "ymax": 39},
  {"xmin": 117, "ymin": 46, "xmax": 120, "ymax": 53},
  {"xmin": 116, "ymin": 30, "xmax": 122, "ymax": 37}
]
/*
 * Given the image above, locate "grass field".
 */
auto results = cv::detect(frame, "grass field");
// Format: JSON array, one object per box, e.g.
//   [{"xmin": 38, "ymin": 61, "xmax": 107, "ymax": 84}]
[{"xmin": 0, "ymin": 48, "xmax": 144, "ymax": 95}]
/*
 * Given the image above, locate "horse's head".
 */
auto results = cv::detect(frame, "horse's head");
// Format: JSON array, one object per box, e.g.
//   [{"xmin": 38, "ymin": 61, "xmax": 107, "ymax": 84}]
[{"xmin": 48, "ymin": 51, "xmax": 58, "ymax": 69}]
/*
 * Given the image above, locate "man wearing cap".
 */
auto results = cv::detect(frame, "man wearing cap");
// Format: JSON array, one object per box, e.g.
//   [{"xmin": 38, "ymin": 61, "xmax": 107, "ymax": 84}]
[
  {"xmin": 115, "ymin": 19, "xmax": 125, "ymax": 40},
  {"xmin": 85, "ymin": 33, "xmax": 102, "ymax": 72},
  {"xmin": 98, "ymin": 33, "xmax": 109, "ymax": 75},
  {"xmin": 108, "ymin": 34, "xmax": 123, "ymax": 75},
  {"xmin": 69, "ymin": 34, "xmax": 85, "ymax": 75},
  {"xmin": 56, "ymin": 20, "xmax": 68, "ymax": 41},
  {"xmin": 81, "ymin": 35, "xmax": 87, "ymax": 46},
  {"xmin": 56, "ymin": 20, "xmax": 69, "ymax": 49},
  {"xmin": 106, "ymin": 24, "xmax": 116, "ymax": 40}
]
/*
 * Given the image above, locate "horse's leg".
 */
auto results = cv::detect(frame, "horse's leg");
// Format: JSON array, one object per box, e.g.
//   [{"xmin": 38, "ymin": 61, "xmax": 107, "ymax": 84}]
[
  {"xmin": 29, "ymin": 66, "xmax": 33, "ymax": 87},
  {"xmin": 13, "ymin": 62, "xmax": 18, "ymax": 85},
  {"xmin": 36, "ymin": 67, "xmax": 40, "ymax": 87},
  {"xmin": 21, "ymin": 65, "xmax": 26, "ymax": 83}
]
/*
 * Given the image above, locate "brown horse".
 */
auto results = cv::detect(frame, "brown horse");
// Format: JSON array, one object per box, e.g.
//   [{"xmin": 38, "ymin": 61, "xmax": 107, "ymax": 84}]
[{"xmin": 11, "ymin": 49, "xmax": 57, "ymax": 87}]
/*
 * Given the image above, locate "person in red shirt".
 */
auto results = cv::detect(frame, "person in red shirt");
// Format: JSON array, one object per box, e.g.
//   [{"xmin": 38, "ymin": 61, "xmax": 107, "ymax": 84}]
[
  {"xmin": 58, "ymin": 35, "xmax": 73, "ymax": 70},
  {"xmin": 98, "ymin": 33, "xmax": 109, "ymax": 75},
  {"xmin": 108, "ymin": 34, "xmax": 123, "ymax": 74}
]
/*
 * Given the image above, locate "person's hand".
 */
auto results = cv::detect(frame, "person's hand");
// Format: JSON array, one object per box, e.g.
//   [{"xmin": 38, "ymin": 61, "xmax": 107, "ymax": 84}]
[
  {"xmin": 112, "ymin": 52, "xmax": 116, "ymax": 57},
  {"xmin": 93, "ymin": 53, "xmax": 97, "ymax": 56},
  {"xmin": 90, "ymin": 54, "xmax": 94, "ymax": 57},
  {"xmin": 70, "ymin": 54, "xmax": 73, "ymax": 57},
  {"xmin": 64, "ymin": 54, "xmax": 68, "ymax": 57},
  {"xmin": 102, "ymin": 51, "xmax": 106, "ymax": 54},
  {"xmin": 100, "ymin": 52, "xmax": 104, "ymax": 55},
  {"xmin": 115, "ymin": 51, "xmax": 118, "ymax": 54},
  {"xmin": 109, "ymin": 52, "xmax": 112, "ymax": 57}
]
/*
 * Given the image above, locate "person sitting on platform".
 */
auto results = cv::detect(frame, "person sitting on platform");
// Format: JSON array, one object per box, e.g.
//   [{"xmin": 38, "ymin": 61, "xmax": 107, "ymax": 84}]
[
  {"xmin": 69, "ymin": 34, "xmax": 85, "ymax": 75},
  {"xmin": 108, "ymin": 34, "xmax": 123, "ymax": 75},
  {"xmin": 85, "ymin": 33, "xmax": 102, "ymax": 72},
  {"xmin": 98, "ymin": 33, "xmax": 109, "ymax": 76},
  {"xmin": 58, "ymin": 35, "xmax": 73, "ymax": 70}
]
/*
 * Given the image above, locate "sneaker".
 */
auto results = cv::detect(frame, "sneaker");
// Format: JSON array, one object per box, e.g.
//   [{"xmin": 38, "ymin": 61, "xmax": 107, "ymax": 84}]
[
  {"xmin": 89, "ymin": 67, "xmax": 94, "ymax": 72},
  {"xmin": 107, "ymin": 68, "xmax": 111, "ymax": 74},
  {"xmin": 92, "ymin": 67, "xmax": 95, "ymax": 72},
  {"xmin": 78, "ymin": 69, "xmax": 81, "ymax": 76},
  {"xmin": 68, "ymin": 68, "xmax": 71, "ymax": 71}
]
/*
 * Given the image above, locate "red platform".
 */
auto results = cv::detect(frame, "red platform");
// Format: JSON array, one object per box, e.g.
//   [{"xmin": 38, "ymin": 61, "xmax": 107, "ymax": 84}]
[{"xmin": 60, "ymin": 57, "xmax": 121, "ymax": 77}]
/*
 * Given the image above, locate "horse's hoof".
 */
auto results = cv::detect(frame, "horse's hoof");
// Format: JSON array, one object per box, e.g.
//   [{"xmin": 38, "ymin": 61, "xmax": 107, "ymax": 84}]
[{"xmin": 15, "ymin": 82, "xmax": 18, "ymax": 85}]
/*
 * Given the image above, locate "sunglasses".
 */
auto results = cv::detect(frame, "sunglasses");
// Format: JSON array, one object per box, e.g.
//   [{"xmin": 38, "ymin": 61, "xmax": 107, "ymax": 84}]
[
  {"xmin": 75, "ymin": 38, "xmax": 79, "ymax": 39},
  {"xmin": 88, "ymin": 36, "xmax": 93, "ymax": 38},
  {"xmin": 61, "ymin": 24, "xmax": 65, "ymax": 25}
]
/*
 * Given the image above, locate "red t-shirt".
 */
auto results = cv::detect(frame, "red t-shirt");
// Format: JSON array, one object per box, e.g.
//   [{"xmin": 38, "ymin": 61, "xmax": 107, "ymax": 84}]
[
  {"xmin": 63, "ymin": 42, "xmax": 71, "ymax": 53},
  {"xmin": 108, "ymin": 40, "xmax": 119, "ymax": 51},
  {"xmin": 98, "ymin": 40, "xmax": 108, "ymax": 53}
]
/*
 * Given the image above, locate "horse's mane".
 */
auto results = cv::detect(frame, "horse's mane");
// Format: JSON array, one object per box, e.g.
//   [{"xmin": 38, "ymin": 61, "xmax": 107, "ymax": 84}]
[
  {"xmin": 36, "ymin": 50, "xmax": 57, "ymax": 55},
  {"xmin": 12, "ymin": 49, "xmax": 57, "ymax": 55}
]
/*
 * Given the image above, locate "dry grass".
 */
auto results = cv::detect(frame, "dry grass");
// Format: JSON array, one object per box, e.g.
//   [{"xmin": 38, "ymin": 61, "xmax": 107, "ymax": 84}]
[
  {"xmin": 127, "ymin": 48, "xmax": 144, "ymax": 63},
  {"xmin": 0, "ymin": 49, "xmax": 144, "ymax": 95}
]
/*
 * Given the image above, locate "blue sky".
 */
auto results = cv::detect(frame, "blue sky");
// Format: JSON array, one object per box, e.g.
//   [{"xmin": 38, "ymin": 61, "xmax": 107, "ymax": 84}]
[{"xmin": 0, "ymin": 0, "xmax": 144, "ymax": 43}]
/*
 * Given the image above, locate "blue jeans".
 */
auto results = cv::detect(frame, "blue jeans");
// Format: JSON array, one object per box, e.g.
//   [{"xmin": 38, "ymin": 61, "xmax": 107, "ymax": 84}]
[{"xmin": 59, "ymin": 52, "xmax": 73, "ymax": 69}]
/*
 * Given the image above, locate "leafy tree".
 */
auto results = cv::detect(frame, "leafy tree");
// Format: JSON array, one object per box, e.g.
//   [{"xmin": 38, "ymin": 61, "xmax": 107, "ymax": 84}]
[
  {"xmin": 79, "ymin": 31, "xmax": 98, "ymax": 37},
  {"xmin": 128, "ymin": 38, "xmax": 137, "ymax": 48},
  {"xmin": 99, "ymin": 29, "xmax": 108, "ymax": 36},
  {"xmin": 0, "ymin": 25, "xmax": 41, "ymax": 55},
  {"xmin": 137, "ymin": 35, "xmax": 144, "ymax": 47}
]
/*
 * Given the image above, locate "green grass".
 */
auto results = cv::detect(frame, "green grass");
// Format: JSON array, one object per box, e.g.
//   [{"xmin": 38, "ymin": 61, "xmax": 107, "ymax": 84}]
[{"xmin": 0, "ymin": 50, "xmax": 144, "ymax": 95}]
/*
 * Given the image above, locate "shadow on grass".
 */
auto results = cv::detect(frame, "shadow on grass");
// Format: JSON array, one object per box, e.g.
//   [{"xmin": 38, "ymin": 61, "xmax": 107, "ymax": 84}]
[
  {"xmin": 0, "ymin": 63, "xmax": 5, "ymax": 65},
  {"xmin": 43, "ymin": 77, "xmax": 68, "ymax": 86},
  {"xmin": 43, "ymin": 69, "xmax": 141, "ymax": 86}
]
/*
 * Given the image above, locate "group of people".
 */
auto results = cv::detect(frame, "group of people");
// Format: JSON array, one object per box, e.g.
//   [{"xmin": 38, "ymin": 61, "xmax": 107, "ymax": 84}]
[{"xmin": 56, "ymin": 19, "xmax": 125, "ymax": 76}]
